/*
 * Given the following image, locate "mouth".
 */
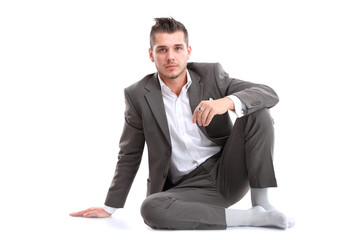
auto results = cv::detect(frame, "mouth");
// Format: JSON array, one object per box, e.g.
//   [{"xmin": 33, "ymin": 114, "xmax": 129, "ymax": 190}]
[{"xmin": 165, "ymin": 64, "xmax": 178, "ymax": 69}]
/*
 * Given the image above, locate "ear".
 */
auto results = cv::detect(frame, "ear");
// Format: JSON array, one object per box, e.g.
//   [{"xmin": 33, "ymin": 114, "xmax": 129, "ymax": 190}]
[
  {"xmin": 149, "ymin": 48, "xmax": 154, "ymax": 62},
  {"xmin": 187, "ymin": 45, "xmax": 192, "ymax": 60}
]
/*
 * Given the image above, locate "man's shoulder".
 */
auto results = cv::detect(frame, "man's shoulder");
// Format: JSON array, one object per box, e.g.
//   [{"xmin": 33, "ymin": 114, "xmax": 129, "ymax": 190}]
[
  {"xmin": 187, "ymin": 62, "xmax": 223, "ymax": 71},
  {"xmin": 124, "ymin": 72, "xmax": 156, "ymax": 93},
  {"xmin": 187, "ymin": 62, "xmax": 226, "ymax": 80}
]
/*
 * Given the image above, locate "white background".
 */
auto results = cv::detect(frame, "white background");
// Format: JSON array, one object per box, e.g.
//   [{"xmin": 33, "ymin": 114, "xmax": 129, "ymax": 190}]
[{"xmin": 1, "ymin": 0, "xmax": 359, "ymax": 239}]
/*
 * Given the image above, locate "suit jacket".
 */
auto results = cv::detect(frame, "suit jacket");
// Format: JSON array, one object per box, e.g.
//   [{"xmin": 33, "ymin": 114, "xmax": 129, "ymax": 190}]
[{"xmin": 104, "ymin": 62, "xmax": 279, "ymax": 208}]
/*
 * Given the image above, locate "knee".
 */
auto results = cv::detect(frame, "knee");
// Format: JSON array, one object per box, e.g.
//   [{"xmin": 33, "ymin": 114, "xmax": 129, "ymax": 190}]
[
  {"xmin": 248, "ymin": 108, "xmax": 274, "ymax": 129},
  {"xmin": 250, "ymin": 108, "xmax": 273, "ymax": 124},
  {"xmin": 243, "ymin": 108, "xmax": 274, "ymax": 138},
  {"xmin": 140, "ymin": 193, "xmax": 175, "ymax": 229}
]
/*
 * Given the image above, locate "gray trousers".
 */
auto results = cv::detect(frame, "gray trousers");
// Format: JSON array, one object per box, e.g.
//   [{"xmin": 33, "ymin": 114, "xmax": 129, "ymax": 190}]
[{"xmin": 140, "ymin": 108, "xmax": 278, "ymax": 230}]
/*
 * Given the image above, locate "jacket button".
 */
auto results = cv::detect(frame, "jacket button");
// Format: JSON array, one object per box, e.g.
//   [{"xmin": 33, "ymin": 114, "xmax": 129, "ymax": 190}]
[
  {"xmin": 163, "ymin": 173, "xmax": 167, "ymax": 179},
  {"xmin": 251, "ymin": 101, "xmax": 261, "ymax": 106}
]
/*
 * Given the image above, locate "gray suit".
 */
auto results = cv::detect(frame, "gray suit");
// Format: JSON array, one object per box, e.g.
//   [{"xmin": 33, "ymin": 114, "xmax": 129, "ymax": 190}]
[{"xmin": 105, "ymin": 62, "xmax": 279, "ymax": 229}]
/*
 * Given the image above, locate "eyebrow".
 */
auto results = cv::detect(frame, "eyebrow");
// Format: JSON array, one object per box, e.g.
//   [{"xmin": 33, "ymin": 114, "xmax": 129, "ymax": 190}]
[{"xmin": 156, "ymin": 44, "xmax": 185, "ymax": 49}]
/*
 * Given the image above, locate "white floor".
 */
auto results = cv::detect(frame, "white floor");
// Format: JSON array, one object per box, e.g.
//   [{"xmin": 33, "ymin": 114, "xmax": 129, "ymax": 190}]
[
  {"xmin": 3, "ymin": 196, "xmax": 356, "ymax": 240},
  {"xmin": 2, "ymin": 159, "xmax": 358, "ymax": 240},
  {"xmin": 1, "ymin": 1, "xmax": 360, "ymax": 239}
]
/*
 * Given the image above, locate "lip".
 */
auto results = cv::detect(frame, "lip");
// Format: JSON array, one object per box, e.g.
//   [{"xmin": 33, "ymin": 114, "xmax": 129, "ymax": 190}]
[{"xmin": 165, "ymin": 65, "xmax": 177, "ymax": 69}]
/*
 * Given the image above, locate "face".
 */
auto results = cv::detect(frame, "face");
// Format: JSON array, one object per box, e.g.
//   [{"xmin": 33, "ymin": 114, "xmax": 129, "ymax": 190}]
[{"xmin": 149, "ymin": 31, "xmax": 192, "ymax": 82}]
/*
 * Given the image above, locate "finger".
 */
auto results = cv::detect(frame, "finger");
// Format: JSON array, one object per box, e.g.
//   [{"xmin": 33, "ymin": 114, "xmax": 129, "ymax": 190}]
[
  {"xmin": 70, "ymin": 212, "xmax": 80, "ymax": 217},
  {"xmin": 203, "ymin": 111, "xmax": 215, "ymax": 127},
  {"xmin": 69, "ymin": 207, "xmax": 95, "ymax": 217},
  {"xmin": 192, "ymin": 104, "xmax": 202, "ymax": 123},
  {"xmin": 69, "ymin": 210, "xmax": 89, "ymax": 217},
  {"xmin": 196, "ymin": 107, "xmax": 205, "ymax": 126},
  {"xmin": 83, "ymin": 210, "xmax": 98, "ymax": 218},
  {"xmin": 192, "ymin": 109, "xmax": 198, "ymax": 123},
  {"xmin": 200, "ymin": 108, "xmax": 211, "ymax": 126}
]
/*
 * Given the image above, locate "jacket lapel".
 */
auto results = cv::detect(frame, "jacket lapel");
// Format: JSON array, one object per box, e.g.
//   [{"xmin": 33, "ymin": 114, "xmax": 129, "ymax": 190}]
[
  {"xmin": 144, "ymin": 74, "xmax": 172, "ymax": 145},
  {"xmin": 144, "ymin": 70, "xmax": 206, "ymax": 146},
  {"xmin": 187, "ymin": 69, "xmax": 207, "ymax": 135},
  {"xmin": 188, "ymin": 69, "xmax": 203, "ymax": 113}
]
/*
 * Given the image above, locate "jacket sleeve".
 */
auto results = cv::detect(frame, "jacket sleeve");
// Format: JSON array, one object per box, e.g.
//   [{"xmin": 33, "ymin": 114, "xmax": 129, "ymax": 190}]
[
  {"xmin": 214, "ymin": 63, "xmax": 279, "ymax": 115},
  {"xmin": 104, "ymin": 89, "xmax": 145, "ymax": 208}
]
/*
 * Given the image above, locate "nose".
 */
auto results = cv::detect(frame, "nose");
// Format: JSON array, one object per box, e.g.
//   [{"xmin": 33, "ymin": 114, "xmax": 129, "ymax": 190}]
[{"xmin": 166, "ymin": 49, "xmax": 175, "ymax": 61}]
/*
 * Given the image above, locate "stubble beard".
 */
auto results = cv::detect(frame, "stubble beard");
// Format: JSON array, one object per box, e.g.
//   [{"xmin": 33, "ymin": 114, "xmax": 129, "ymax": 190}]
[{"xmin": 159, "ymin": 64, "xmax": 187, "ymax": 81}]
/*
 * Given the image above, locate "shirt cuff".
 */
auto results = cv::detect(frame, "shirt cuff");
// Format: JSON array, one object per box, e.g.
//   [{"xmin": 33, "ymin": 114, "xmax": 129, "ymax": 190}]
[
  {"xmin": 226, "ymin": 95, "xmax": 247, "ymax": 118},
  {"xmin": 103, "ymin": 205, "xmax": 117, "ymax": 215}
]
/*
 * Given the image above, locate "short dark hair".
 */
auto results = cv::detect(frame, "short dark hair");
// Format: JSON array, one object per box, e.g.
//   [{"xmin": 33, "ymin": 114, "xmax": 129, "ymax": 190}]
[{"xmin": 150, "ymin": 17, "xmax": 189, "ymax": 49}]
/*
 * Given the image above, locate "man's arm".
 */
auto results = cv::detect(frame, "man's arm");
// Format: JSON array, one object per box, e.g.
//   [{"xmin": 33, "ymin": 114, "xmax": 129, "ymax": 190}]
[
  {"xmin": 104, "ymin": 117, "xmax": 145, "ymax": 208},
  {"xmin": 214, "ymin": 63, "xmax": 279, "ymax": 113},
  {"xmin": 192, "ymin": 63, "xmax": 278, "ymax": 127},
  {"xmin": 70, "ymin": 88, "xmax": 145, "ymax": 217}
]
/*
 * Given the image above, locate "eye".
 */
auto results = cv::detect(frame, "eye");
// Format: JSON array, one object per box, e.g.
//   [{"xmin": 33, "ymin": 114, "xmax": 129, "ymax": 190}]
[{"xmin": 158, "ymin": 48, "xmax": 167, "ymax": 52}]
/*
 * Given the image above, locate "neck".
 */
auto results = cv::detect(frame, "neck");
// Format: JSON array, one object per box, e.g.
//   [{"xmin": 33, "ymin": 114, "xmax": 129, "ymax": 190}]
[{"xmin": 160, "ymin": 70, "xmax": 187, "ymax": 96}]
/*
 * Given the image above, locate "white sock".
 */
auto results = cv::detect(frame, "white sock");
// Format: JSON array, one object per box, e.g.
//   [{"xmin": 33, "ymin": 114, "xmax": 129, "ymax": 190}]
[
  {"xmin": 225, "ymin": 206, "xmax": 288, "ymax": 229},
  {"xmin": 251, "ymin": 188, "xmax": 276, "ymax": 211},
  {"xmin": 250, "ymin": 188, "xmax": 296, "ymax": 228}
]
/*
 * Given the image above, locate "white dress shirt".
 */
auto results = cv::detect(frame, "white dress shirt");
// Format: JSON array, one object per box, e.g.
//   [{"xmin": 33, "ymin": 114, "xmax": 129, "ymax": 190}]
[
  {"xmin": 104, "ymin": 70, "xmax": 246, "ymax": 214},
  {"xmin": 158, "ymin": 72, "xmax": 222, "ymax": 183}
]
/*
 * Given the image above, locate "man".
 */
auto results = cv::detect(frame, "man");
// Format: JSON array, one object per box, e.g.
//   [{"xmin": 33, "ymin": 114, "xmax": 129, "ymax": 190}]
[{"xmin": 70, "ymin": 17, "xmax": 294, "ymax": 230}]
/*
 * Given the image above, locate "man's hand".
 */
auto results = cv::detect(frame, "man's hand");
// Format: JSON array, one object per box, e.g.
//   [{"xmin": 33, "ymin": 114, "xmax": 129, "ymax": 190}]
[
  {"xmin": 69, "ymin": 207, "xmax": 111, "ymax": 218},
  {"xmin": 192, "ymin": 97, "xmax": 234, "ymax": 127}
]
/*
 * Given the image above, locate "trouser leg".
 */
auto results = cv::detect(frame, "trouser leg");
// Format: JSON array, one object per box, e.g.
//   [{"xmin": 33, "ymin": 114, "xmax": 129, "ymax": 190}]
[
  {"xmin": 140, "ymin": 173, "xmax": 227, "ymax": 230},
  {"xmin": 216, "ymin": 108, "xmax": 277, "ymax": 206},
  {"xmin": 140, "ymin": 108, "xmax": 278, "ymax": 230}
]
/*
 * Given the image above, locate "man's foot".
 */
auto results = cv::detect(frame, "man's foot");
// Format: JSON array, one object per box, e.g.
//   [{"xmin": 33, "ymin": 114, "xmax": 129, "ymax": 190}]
[
  {"xmin": 250, "ymin": 188, "xmax": 295, "ymax": 228},
  {"xmin": 225, "ymin": 206, "xmax": 294, "ymax": 229},
  {"xmin": 251, "ymin": 205, "xmax": 296, "ymax": 228},
  {"xmin": 249, "ymin": 206, "xmax": 288, "ymax": 229},
  {"xmin": 254, "ymin": 203, "xmax": 277, "ymax": 211}
]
